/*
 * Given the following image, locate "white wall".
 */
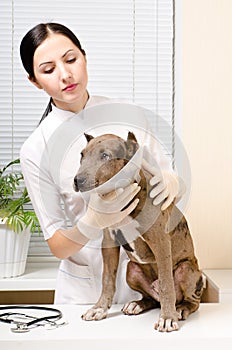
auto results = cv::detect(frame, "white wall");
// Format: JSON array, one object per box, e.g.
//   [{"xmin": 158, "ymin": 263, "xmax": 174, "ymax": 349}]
[{"xmin": 179, "ymin": 0, "xmax": 232, "ymax": 268}]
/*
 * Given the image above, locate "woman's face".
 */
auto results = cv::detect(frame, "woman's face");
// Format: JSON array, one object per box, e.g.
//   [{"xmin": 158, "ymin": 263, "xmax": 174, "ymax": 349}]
[{"xmin": 31, "ymin": 33, "xmax": 88, "ymax": 113}]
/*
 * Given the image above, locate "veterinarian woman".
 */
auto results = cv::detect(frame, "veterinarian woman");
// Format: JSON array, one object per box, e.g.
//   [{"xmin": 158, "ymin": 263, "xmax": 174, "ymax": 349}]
[{"xmin": 20, "ymin": 23, "xmax": 184, "ymax": 304}]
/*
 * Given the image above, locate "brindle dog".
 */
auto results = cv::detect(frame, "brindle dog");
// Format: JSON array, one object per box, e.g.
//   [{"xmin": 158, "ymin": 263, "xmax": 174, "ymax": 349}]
[{"xmin": 74, "ymin": 132, "xmax": 203, "ymax": 332}]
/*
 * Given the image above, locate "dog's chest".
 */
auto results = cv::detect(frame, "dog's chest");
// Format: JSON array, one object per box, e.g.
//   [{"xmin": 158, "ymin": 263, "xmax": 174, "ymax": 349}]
[
  {"xmin": 110, "ymin": 228, "xmax": 156, "ymax": 264},
  {"xmin": 127, "ymin": 236, "xmax": 156, "ymax": 264}
]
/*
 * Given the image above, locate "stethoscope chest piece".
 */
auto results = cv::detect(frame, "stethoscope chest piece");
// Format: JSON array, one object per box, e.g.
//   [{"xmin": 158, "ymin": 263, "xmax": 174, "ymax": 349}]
[{"xmin": 11, "ymin": 323, "xmax": 30, "ymax": 333}]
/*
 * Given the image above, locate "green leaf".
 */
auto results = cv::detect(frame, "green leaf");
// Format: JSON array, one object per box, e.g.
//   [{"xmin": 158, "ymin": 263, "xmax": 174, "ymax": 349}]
[{"xmin": 0, "ymin": 159, "xmax": 41, "ymax": 234}]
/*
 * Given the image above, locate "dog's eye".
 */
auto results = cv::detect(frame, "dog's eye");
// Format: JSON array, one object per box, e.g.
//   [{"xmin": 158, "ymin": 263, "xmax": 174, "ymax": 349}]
[{"xmin": 101, "ymin": 152, "xmax": 111, "ymax": 161}]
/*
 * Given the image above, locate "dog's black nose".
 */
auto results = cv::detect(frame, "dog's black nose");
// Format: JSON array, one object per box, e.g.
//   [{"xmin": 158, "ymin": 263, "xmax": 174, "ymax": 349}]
[{"xmin": 74, "ymin": 175, "xmax": 86, "ymax": 191}]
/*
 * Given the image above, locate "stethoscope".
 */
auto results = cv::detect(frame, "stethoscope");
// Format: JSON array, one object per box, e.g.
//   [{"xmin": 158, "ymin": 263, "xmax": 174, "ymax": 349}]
[{"xmin": 0, "ymin": 305, "xmax": 66, "ymax": 333}]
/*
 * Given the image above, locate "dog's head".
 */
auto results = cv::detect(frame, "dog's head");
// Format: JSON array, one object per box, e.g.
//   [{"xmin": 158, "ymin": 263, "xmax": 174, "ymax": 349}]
[{"xmin": 74, "ymin": 132, "xmax": 139, "ymax": 192}]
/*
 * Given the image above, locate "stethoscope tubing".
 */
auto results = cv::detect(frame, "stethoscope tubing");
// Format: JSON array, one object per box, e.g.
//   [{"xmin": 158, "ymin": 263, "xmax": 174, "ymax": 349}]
[{"xmin": 0, "ymin": 305, "xmax": 62, "ymax": 327}]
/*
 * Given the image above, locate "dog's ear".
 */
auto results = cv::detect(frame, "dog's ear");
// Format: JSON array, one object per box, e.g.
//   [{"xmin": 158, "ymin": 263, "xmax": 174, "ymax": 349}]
[
  {"xmin": 125, "ymin": 132, "xmax": 138, "ymax": 159},
  {"xmin": 84, "ymin": 133, "xmax": 94, "ymax": 143},
  {"xmin": 127, "ymin": 132, "xmax": 137, "ymax": 143}
]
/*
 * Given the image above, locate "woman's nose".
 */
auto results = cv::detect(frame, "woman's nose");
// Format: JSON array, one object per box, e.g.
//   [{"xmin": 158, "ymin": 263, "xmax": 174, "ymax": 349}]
[{"xmin": 59, "ymin": 64, "xmax": 72, "ymax": 81}]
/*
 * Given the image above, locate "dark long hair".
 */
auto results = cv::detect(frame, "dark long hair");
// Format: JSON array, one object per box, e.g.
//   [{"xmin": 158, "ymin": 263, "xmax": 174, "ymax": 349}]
[{"xmin": 20, "ymin": 23, "xmax": 86, "ymax": 123}]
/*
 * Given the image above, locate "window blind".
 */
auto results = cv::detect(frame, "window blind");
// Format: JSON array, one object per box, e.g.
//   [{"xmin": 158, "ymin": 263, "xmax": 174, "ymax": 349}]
[{"xmin": 0, "ymin": 0, "xmax": 174, "ymax": 258}]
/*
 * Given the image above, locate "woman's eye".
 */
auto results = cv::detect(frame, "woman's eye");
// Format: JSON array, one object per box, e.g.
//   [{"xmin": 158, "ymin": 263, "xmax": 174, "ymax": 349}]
[
  {"xmin": 44, "ymin": 68, "xmax": 54, "ymax": 74},
  {"xmin": 67, "ymin": 57, "xmax": 76, "ymax": 64},
  {"xmin": 101, "ymin": 152, "xmax": 111, "ymax": 161}
]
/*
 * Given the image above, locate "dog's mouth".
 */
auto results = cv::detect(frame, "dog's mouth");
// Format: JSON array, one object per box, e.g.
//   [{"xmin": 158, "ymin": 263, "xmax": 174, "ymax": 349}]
[{"xmin": 73, "ymin": 177, "xmax": 99, "ymax": 193}]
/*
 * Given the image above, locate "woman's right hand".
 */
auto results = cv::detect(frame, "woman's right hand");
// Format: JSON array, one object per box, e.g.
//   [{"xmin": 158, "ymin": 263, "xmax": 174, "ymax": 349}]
[{"xmin": 77, "ymin": 183, "xmax": 140, "ymax": 240}]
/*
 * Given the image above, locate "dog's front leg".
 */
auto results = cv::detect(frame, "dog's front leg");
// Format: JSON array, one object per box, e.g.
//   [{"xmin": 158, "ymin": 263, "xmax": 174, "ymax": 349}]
[
  {"xmin": 153, "ymin": 233, "xmax": 179, "ymax": 332},
  {"xmin": 82, "ymin": 228, "xmax": 120, "ymax": 321},
  {"xmin": 145, "ymin": 224, "xmax": 179, "ymax": 332}
]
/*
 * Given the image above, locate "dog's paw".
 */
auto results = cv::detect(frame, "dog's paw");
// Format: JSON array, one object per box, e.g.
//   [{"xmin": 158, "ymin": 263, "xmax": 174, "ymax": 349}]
[
  {"xmin": 81, "ymin": 307, "xmax": 108, "ymax": 321},
  {"xmin": 122, "ymin": 298, "xmax": 158, "ymax": 315},
  {"xmin": 122, "ymin": 301, "xmax": 145, "ymax": 315},
  {"xmin": 176, "ymin": 305, "xmax": 191, "ymax": 320},
  {"xmin": 154, "ymin": 317, "xmax": 179, "ymax": 332}
]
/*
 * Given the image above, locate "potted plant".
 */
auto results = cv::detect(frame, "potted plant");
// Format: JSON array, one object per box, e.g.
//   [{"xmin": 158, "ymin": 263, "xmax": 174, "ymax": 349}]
[{"xmin": 0, "ymin": 159, "xmax": 40, "ymax": 278}]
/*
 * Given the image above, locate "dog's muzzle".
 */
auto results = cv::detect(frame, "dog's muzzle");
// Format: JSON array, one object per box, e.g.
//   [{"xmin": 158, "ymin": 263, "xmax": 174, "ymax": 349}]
[{"xmin": 74, "ymin": 175, "xmax": 86, "ymax": 192}]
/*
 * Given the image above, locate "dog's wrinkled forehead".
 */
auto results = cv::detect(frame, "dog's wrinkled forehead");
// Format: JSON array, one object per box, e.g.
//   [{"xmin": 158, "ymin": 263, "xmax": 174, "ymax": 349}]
[
  {"xmin": 81, "ymin": 134, "xmax": 126, "ymax": 159},
  {"xmin": 80, "ymin": 132, "xmax": 139, "ymax": 164}
]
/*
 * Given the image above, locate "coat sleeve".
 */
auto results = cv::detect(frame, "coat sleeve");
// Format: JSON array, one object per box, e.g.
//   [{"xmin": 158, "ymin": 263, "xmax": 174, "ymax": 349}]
[{"xmin": 20, "ymin": 139, "xmax": 67, "ymax": 240}]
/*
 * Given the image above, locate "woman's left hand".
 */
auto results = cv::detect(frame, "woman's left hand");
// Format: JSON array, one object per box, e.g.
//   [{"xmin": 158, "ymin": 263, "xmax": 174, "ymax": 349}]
[{"xmin": 142, "ymin": 159, "xmax": 184, "ymax": 211}]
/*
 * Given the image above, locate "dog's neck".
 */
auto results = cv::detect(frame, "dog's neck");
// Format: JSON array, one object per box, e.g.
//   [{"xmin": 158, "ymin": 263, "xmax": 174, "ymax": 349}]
[{"xmin": 130, "ymin": 168, "xmax": 155, "ymax": 217}]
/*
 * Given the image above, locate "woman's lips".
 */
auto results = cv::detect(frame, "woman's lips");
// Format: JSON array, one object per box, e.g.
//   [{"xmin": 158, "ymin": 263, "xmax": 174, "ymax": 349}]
[{"xmin": 63, "ymin": 83, "xmax": 77, "ymax": 92}]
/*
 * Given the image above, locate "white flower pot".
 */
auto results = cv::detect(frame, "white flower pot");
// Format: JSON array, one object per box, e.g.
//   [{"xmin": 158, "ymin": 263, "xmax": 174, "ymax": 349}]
[{"xmin": 0, "ymin": 220, "xmax": 31, "ymax": 278}]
